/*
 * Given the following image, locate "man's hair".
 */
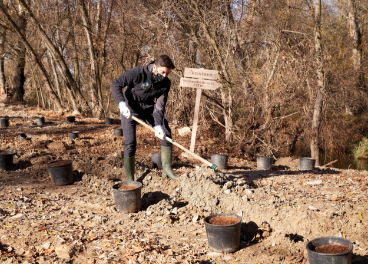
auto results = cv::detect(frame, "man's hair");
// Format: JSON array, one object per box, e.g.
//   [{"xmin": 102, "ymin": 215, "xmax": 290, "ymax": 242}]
[{"xmin": 155, "ymin": 55, "xmax": 175, "ymax": 70}]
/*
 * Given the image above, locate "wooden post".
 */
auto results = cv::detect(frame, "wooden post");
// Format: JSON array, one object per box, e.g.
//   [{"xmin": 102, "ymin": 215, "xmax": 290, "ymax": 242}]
[{"xmin": 190, "ymin": 87, "xmax": 202, "ymax": 153}]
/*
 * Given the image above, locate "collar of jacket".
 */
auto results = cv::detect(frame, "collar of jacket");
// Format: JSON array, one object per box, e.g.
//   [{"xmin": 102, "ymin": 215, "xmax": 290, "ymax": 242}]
[{"xmin": 147, "ymin": 61, "xmax": 155, "ymax": 81}]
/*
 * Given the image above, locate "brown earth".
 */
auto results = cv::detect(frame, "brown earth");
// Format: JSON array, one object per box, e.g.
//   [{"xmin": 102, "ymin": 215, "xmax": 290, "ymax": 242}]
[
  {"xmin": 315, "ymin": 245, "xmax": 351, "ymax": 254},
  {"xmin": 208, "ymin": 216, "xmax": 240, "ymax": 225},
  {"xmin": 118, "ymin": 186, "xmax": 137, "ymax": 191},
  {"xmin": 48, "ymin": 160, "xmax": 72, "ymax": 167},
  {"xmin": 0, "ymin": 102, "xmax": 367, "ymax": 264}
]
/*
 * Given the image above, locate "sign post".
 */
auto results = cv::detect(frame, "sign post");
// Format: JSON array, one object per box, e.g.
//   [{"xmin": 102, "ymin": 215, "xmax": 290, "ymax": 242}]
[{"xmin": 180, "ymin": 68, "xmax": 220, "ymax": 153}]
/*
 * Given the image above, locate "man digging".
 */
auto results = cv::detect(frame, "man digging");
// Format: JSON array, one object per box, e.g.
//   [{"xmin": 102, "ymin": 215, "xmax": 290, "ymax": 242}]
[{"xmin": 111, "ymin": 55, "xmax": 177, "ymax": 181}]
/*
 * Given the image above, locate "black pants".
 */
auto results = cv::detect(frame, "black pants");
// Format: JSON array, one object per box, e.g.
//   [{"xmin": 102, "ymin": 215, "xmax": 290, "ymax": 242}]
[{"xmin": 120, "ymin": 113, "xmax": 172, "ymax": 157}]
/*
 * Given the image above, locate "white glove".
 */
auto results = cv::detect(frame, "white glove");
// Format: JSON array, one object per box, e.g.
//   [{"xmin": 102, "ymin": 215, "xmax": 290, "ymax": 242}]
[
  {"xmin": 119, "ymin": 101, "xmax": 131, "ymax": 119},
  {"xmin": 154, "ymin": 125, "xmax": 165, "ymax": 140}
]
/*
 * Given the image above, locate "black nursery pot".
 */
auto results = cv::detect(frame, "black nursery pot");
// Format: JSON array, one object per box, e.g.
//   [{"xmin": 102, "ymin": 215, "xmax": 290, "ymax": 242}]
[
  {"xmin": 36, "ymin": 117, "xmax": 45, "ymax": 126},
  {"xmin": 67, "ymin": 116, "xmax": 75, "ymax": 123},
  {"xmin": 105, "ymin": 118, "xmax": 113, "ymax": 125},
  {"xmin": 1, "ymin": 118, "xmax": 9, "ymax": 127},
  {"xmin": 68, "ymin": 131, "xmax": 79, "ymax": 140},
  {"xmin": 113, "ymin": 127, "xmax": 123, "ymax": 136},
  {"xmin": 204, "ymin": 213, "xmax": 242, "ymax": 253},
  {"xmin": 111, "ymin": 181, "xmax": 142, "ymax": 213},
  {"xmin": 306, "ymin": 236, "xmax": 353, "ymax": 264},
  {"xmin": 211, "ymin": 154, "xmax": 228, "ymax": 170},
  {"xmin": 151, "ymin": 153, "xmax": 162, "ymax": 169},
  {"xmin": 299, "ymin": 157, "xmax": 316, "ymax": 171},
  {"xmin": 0, "ymin": 150, "xmax": 15, "ymax": 171},
  {"xmin": 47, "ymin": 160, "xmax": 73, "ymax": 186},
  {"xmin": 257, "ymin": 156, "xmax": 273, "ymax": 170}
]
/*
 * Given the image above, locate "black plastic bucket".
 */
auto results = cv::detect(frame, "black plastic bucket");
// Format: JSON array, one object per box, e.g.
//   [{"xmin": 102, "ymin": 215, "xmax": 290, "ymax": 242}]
[
  {"xmin": 306, "ymin": 236, "xmax": 353, "ymax": 264},
  {"xmin": 300, "ymin": 157, "xmax": 316, "ymax": 170},
  {"xmin": 47, "ymin": 160, "xmax": 73, "ymax": 186},
  {"xmin": 211, "ymin": 154, "xmax": 228, "ymax": 170},
  {"xmin": 151, "ymin": 153, "xmax": 162, "ymax": 169},
  {"xmin": 0, "ymin": 150, "xmax": 15, "ymax": 171},
  {"xmin": 112, "ymin": 181, "xmax": 142, "ymax": 213},
  {"xmin": 19, "ymin": 133, "xmax": 32, "ymax": 141},
  {"xmin": 257, "ymin": 156, "xmax": 273, "ymax": 170},
  {"xmin": 204, "ymin": 213, "xmax": 242, "ymax": 253},
  {"xmin": 67, "ymin": 116, "xmax": 75, "ymax": 123},
  {"xmin": 1, "ymin": 118, "xmax": 9, "ymax": 127},
  {"xmin": 68, "ymin": 131, "xmax": 79, "ymax": 140},
  {"xmin": 106, "ymin": 118, "xmax": 113, "ymax": 125},
  {"xmin": 113, "ymin": 127, "xmax": 123, "ymax": 136},
  {"xmin": 36, "ymin": 117, "xmax": 45, "ymax": 126}
]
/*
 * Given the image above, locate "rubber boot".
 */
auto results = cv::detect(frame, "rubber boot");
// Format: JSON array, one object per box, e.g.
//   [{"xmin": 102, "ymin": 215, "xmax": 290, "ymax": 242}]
[
  {"xmin": 161, "ymin": 146, "xmax": 178, "ymax": 180},
  {"xmin": 124, "ymin": 156, "xmax": 135, "ymax": 181}
]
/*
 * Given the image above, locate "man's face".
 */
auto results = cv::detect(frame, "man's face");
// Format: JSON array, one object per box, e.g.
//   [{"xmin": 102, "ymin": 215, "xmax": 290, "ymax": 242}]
[{"xmin": 153, "ymin": 65, "xmax": 171, "ymax": 77}]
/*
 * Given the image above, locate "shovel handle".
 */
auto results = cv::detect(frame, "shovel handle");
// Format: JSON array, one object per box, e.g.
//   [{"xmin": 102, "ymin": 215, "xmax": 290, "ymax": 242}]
[{"xmin": 131, "ymin": 116, "xmax": 216, "ymax": 169}]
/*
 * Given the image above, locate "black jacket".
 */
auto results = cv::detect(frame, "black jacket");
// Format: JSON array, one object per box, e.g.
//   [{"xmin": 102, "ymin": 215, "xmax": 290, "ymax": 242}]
[{"xmin": 110, "ymin": 61, "xmax": 170, "ymax": 126}]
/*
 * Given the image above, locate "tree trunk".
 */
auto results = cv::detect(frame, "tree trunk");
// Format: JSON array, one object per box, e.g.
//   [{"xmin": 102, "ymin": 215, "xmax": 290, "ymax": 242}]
[
  {"xmin": 79, "ymin": 0, "xmax": 103, "ymax": 118},
  {"xmin": 66, "ymin": 0, "xmax": 81, "ymax": 91},
  {"xmin": 13, "ymin": 4, "xmax": 27, "ymax": 102},
  {"xmin": 348, "ymin": 0, "xmax": 362, "ymax": 72},
  {"xmin": 47, "ymin": 51, "xmax": 62, "ymax": 105},
  {"xmin": 0, "ymin": 2, "xmax": 64, "ymax": 113},
  {"xmin": 310, "ymin": 0, "xmax": 326, "ymax": 166},
  {"xmin": 0, "ymin": 25, "xmax": 6, "ymax": 101}
]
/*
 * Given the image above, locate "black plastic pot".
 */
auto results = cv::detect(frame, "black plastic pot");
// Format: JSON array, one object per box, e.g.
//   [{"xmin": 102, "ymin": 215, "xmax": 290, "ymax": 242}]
[
  {"xmin": 111, "ymin": 181, "xmax": 142, "ymax": 213},
  {"xmin": 106, "ymin": 118, "xmax": 113, "ymax": 125},
  {"xmin": 257, "ymin": 156, "xmax": 273, "ymax": 170},
  {"xmin": 113, "ymin": 127, "xmax": 123, "ymax": 136},
  {"xmin": 0, "ymin": 150, "xmax": 15, "ymax": 171},
  {"xmin": 306, "ymin": 236, "xmax": 353, "ymax": 264},
  {"xmin": 19, "ymin": 133, "xmax": 32, "ymax": 141},
  {"xmin": 36, "ymin": 117, "xmax": 45, "ymax": 126},
  {"xmin": 47, "ymin": 160, "xmax": 73, "ymax": 186},
  {"xmin": 1, "ymin": 118, "xmax": 9, "ymax": 128},
  {"xmin": 300, "ymin": 157, "xmax": 316, "ymax": 170},
  {"xmin": 204, "ymin": 213, "xmax": 242, "ymax": 253},
  {"xmin": 151, "ymin": 153, "xmax": 162, "ymax": 169},
  {"xmin": 68, "ymin": 131, "xmax": 79, "ymax": 140},
  {"xmin": 67, "ymin": 116, "xmax": 75, "ymax": 123},
  {"xmin": 211, "ymin": 154, "xmax": 228, "ymax": 170}
]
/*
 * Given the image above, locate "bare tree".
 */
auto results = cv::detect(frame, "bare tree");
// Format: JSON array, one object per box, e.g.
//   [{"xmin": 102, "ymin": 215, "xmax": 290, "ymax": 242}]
[
  {"xmin": 12, "ymin": 3, "xmax": 27, "ymax": 102},
  {"xmin": 0, "ymin": 25, "xmax": 6, "ymax": 101},
  {"xmin": 310, "ymin": 0, "xmax": 326, "ymax": 166},
  {"xmin": 0, "ymin": 1, "xmax": 64, "ymax": 112}
]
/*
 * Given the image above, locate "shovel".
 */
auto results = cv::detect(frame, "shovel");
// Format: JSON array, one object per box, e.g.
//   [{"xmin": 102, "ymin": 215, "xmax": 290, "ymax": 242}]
[{"xmin": 131, "ymin": 116, "xmax": 217, "ymax": 170}]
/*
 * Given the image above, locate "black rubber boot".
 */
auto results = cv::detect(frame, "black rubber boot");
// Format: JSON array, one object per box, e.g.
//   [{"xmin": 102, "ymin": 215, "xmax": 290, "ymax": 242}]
[
  {"xmin": 161, "ymin": 146, "xmax": 178, "ymax": 180},
  {"xmin": 124, "ymin": 156, "xmax": 135, "ymax": 181}
]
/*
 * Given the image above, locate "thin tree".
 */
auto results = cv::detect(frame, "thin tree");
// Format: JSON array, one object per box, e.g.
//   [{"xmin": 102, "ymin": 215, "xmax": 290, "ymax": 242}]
[
  {"xmin": 310, "ymin": 0, "xmax": 326, "ymax": 166},
  {"xmin": 0, "ymin": 24, "xmax": 6, "ymax": 101},
  {"xmin": 12, "ymin": 3, "xmax": 27, "ymax": 102}
]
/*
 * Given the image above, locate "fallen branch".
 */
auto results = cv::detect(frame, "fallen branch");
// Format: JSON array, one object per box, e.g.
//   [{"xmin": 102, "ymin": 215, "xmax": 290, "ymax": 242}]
[
  {"xmin": 318, "ymin": 159, "xmax": 338, "ymax": 168},
  {"xmin": 253, "ymin": 133, "xmax": 277, "ymax": 161}
]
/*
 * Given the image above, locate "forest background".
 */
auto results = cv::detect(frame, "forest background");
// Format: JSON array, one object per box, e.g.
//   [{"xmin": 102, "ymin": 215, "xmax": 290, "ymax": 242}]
[{"xmin": 0, "ymin": 0, "xmax": 367, "ymax": 166}]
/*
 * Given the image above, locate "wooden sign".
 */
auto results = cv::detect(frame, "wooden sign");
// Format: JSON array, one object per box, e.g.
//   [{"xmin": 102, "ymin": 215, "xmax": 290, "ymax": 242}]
[
  {"xmin": 183, "ymin": 68, "xmax": 219, "ymax": 80},
  {"xmin": 180, "ymin": 68, "xmax": 220, "ymax": 153},
  {"xmin": 180, "ymin": 78, "xmax": 220, "ymax": 90}
]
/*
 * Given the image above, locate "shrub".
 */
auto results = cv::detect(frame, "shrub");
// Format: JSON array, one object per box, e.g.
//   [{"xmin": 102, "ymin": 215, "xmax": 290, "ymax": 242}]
[{"xmin": 354, "ymin": 137, "xmax": 368, "ymax": 159}]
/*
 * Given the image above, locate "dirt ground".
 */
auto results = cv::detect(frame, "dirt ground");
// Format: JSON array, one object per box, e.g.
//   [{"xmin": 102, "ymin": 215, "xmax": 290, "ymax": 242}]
[{"xmin": 0, "ymin": 102, "xmax": 368, "ymax": 264}]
